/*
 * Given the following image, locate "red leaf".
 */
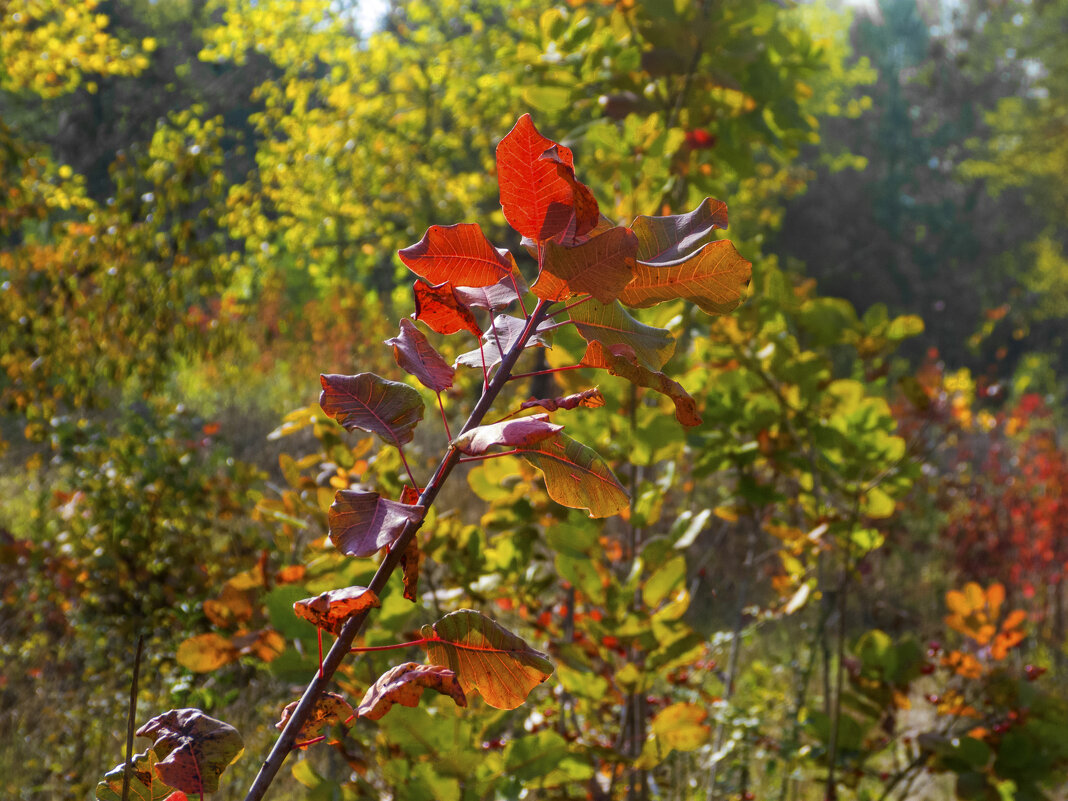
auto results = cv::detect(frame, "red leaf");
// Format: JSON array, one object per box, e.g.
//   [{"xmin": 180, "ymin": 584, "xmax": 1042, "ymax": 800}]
[
  {"xmin": 413, "ymin": 279, "xmax": 482, "ymax": 337},
  {"xmin": 385, "ymin": 318, "xmax": 454, "ymax": 392},
  {"xmin": 276, "ymin": 692, "xmax": 353, "ymax": 748},
  {"xmin": 319, "ymin": 373, "xmax": 425, "ymax": 446},
  {"xmin": 398, "ymin": 223, "xmax": 516, "ymax": 287},
  {"xmin": 135, "ymin": 709, "xmax": 244, "ymax": 795},
  {"xmin": 452, "ymin": 413, "xmax": 564, "ymax": 455},
  {"xmin": 620, "ymin": 239, "xmax": 751, "ymax": 316},
  {"xmin": 328, "ymin": 490, "xmax": 425, "ymax": 558},
  {"xmin": 293, "ymin": 586, "xmax": 381, "ymax": 636},
  {"xmin": 454, "ymin": 272, "xmax": 529, "ymax": 310},
  {"xmin": 630, "ymin": 197, "xmax": 729, "ymax": 263},
  {"xmin": 421, "ymin": 610, "xmax": 554, "ymax": 709},
  {"xmin": 539, "ymin": 144, "xmax": 599, "ymax": 241},
  {"xmin": 520, "ymin": 388, "xmax": 606, "ymax": 412},
  {"xmin": 581, "ymin": 340, "xmax": 702, "ymax": 426},
  {"xmin": 532, "ymin": 226, "xmax": 638, "ymax": 304},
  {"xmin": 357, "ymin": 662, "xmax": 467, "ymax": 721},
  {"xmin": 454, "ymin": 314, "xmax": 554, "ymax": 371},
  {"xmin": 569, "ymin": 298, "xmax": 676, "ymax": 370},
  {"xmin": 497, "ymin": 114, "xmax": 583, "ymax": 241}
]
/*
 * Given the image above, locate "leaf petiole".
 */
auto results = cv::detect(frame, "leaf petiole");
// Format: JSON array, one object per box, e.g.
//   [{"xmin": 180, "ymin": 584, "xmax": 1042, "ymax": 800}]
[{"xmin": 349, "ymin": 638, "xmax": 429, "ymax": 653}]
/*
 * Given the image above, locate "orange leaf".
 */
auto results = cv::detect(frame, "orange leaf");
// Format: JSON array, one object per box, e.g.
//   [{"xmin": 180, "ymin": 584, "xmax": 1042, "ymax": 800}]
[
  {"xmin": 357, "ymin": 662, "xmax": 467, "ymax": 720},
  {"xmin": 520, "ymin": 388, "xmax": 606, "ymax": 412},
  {"xmin": 276, "ymin": 692, "xmax": 354, "ymax": 748},
  {"xmin": 400, "ymin": 538, "xmax": 421, "ymax": 603},
  {"xmin": 399, "ymin": 223, "xmax": 516, "ymax": 287},
  {"xmin": 293, "ymin": 586, "xmax": 381, "ymax": 636},
  {"xmin": 413, "ymin": 279, "xmax": 483, "ymax": 337},
  {"xmin": 532, "ymin": 225, "xmax": 637, "ymax": 304},
  {"xmin": 619, "ymin": 238, "xmax": 751, "ymax": 315}
]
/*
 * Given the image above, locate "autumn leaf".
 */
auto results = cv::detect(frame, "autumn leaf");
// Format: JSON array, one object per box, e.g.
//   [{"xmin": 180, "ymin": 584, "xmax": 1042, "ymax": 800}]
[
  {"xmin": 581, "ymin": 340, "xmax": 701, "ymax": 426},
  {"xmin": 454, "ymin": 314, "xmax": 554, "ymax": 371},
  {"xmin": 202, "ymin": 583, "xmax": 255, "ymax": 629},
  {"xmin": 532, "ymin": 226, "xmax": 638, "ymax": 304},
  {"xmin": 454, "ymin": 271, "xmax": 529, "ymax": 310},
  {"xmin": 176, "ymin": 633, "xmax": 238, "ymax": 673},
  {"xmin": 517, "ymin": 432, "xmax": 629, "ymax": 518},
  {"xmin": 276, "ymin": 692, "xmax": 354, "ymax": 748},
  {"xmin": 357, "ymin": 662, "xmax": 467, "ymax": 720},
  {"xmin": 520, "ymin": 388, "xmax": 606, "ymax": 413},
  {"xmin": 96, "ymin": 749, "xmax": 177, "ymax": 801},
  {"xmin": 630, "ymin": 197, "xmax": 729, "ymax": 263},
  {"xmin": 293, "ymin": 586, "xmax": 381, "ymax": 636},
  {"xmin": 385, "ymin": 318, "xmax": 454, "ymax": 392},
  {"xmin": 319, "ymin": 373, "xmax": 425, "ymax": 446},
  {"xmin": 328, "ymin": 490, "xmax": 426, "ymax": 558},
  {"xmin": 497, "ymin": 114, "xmax": 583, "ymax": 241},
  {"xmin": 619, "ymin": 239, "xmax": 751, "ymax": 315},
  {"xmin": 400, "ymin": 537, "xmax": 421, "ymax": 602},
  {"xmin": 413, "ymin": 279, "xmax": 483, "ymax": 337},
  {"xmin": 399, "ymin": 222, "xmax": 516, "ymax": 287},
  {"xmin": 420, "ymin": 609, "xmax": 553, "ymax": 709},
  {"xmin": 569, "ymin": 298, "xmax": 676, "ymax": 370},
  {"xmin": 135, "ymin": 709, "xmax": 244, "ymax": 795},
  {"xmin": 538, "ymin": 144, "xmax": 599, "ymax": 242},
  {"xmin": 452, "ymin": 414, "xmax": 563, "ymax": 455}
]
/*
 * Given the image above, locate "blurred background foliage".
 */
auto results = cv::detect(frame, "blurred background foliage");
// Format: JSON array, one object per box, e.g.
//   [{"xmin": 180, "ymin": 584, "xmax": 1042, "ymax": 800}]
[{"xmin": 1, "ymin": 0, "xmax": 1066, "ymax": 799}]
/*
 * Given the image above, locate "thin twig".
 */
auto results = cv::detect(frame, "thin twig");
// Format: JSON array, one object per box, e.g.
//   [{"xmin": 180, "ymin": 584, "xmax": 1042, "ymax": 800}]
[{"xmin": 121, "ymin": 634, "xmax": 144, "ymax": 801}]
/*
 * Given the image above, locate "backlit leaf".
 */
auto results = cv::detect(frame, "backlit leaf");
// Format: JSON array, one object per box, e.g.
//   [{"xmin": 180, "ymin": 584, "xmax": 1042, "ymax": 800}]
[
  {"xmin": 581, "ymin": 341, "xmax": 701, "ymax": 426},
  {"xmin": 135, "ymin": 709, "xmax": 244, "ymax": 795},
  {"xmin": 319, "ymin": 373, "xmax": 425, "ymax": 446},
  {"xmin": 538, "ymin": 144, "xmax": 599, "ymax": 241},
  {"xmin": 357, "ymin": 662, "xmax": 467, "ymax": 721},
  {"xmin": 517, "ymin": 432, "xmax": 629, "ymax": 518},
  {"xmin": 631, "ymin": 197, "xmax": 729, "ymax": 263},
  {"xmin": 420, "ymin": 609, "xmax": 554, "ymax": 709},
  {"xmin": 328, "ymin": 489, "xmax": 425, "ymax": 559},
  {"xmin": 520, "ymin": 388, "xmax": 606, "ymax": 412},
  {"xmin": 454, "ymin": 271, "xmax": 529, "ymax": 310},
  {"xmin": 399, "ymin": 223, "xmax": 516, "ymax": 288},
  {"xmin": 497, "ymin": 114, "xmax": 581, "ymax": 241},
  {"xmin": 454, "ymin": 314, "xmax": 554, "ymax": 370},
  {"xmin": 452, "ymin": 414, "xmax": 563, "ymax": 455},
  {"xmin": 276, "ymin": 692, "xmax": 353, "ymax": 748},
  {"xmin": 619, "ymin": 239, "xmax": 751, "ymax": 315},
  {"xmin": 385, "ymin": 318, "xmax": 454, "ymax": 392},
  {"xmin": 96, "ymin": 749, "xmax": 176, "ymax": 801},
  {"xmin": 293, "ymin": 586, "xmax": 381, "ymax": 636},
  {"xmin": 532, "ymin": 226, "xmax": 637, "ymax": 304},
  {"xmin": 413, "ymin": 279, "xmax": 483, "ymax": 337},
  {"xmin": 569, "ymin": 298, "xmax": 676, "ymax": 370}
]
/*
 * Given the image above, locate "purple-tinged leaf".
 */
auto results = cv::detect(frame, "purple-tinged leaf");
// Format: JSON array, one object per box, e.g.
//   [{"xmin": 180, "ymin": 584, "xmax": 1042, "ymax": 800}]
[
  {"xmin": 399, "ymin": 223, "xmax": 516, "ymax": 287},
  {"xmin": 454, "ymin": 272, "xmax": 529, "ymax": 310},
  {"xmin": 454, "ymin": 314, "xmax": 554, "ymax": 370},
  {"xmin": 135, "ymin": 709, "xmax": 244, "ymax": 795},
  {"xmin": 385, "ymin": 318, "xmax": 454, "ymax": 392},
  {"xmin": 630, "ymin": 197, "xmax": 729, "ymax": 263},
  {"xmin": 328, "ymin": 490, "xmax": 426, "ymax": 558},
  {"xmin": 319, "ymin": 373, "xmax": 425, "ymax": 446},
  {"xmin": 452, "ymin": 413, "xmax": 564, "ymax": 455},
  {"xmin": 532, "ymin": 226, "xmax": 638, "ymax": 304}
]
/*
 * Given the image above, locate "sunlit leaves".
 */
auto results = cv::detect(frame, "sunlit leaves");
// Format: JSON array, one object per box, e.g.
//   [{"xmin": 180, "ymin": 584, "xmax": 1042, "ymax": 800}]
[
  {"xmin": 631, "ymin": 198, "xmax": 729, "ymax": 263},
  {"xmin": 276, "ymin": 692, "xmax": 353, "ymax": 748},
  {"xmin": 454, "ymin": 314, "xmax": 554, "ymax": 371},
  {"xmin": 293, "ymin": 586, "xmax": 381, "ymax": 635},
  {"xmin": 328, "ymin": 491, "xmax": 425, "ymax": 558},
  {"xmin": 358, "ymin": 662, "xmax": 467, "ymax": 720},
  {"xmin": 517, "ymin": 433, "xmax": 629, "ymax": 518},
  {"xmin": 385, "ymin": 318, "xmax": 454, "ymax": 392},
  {"xmin": 532, "ymin": 226, "xmax": 638, "ymax": 304},
  {"xmin": 399, "ymin": 223, "xmax": 516, "ymax": 288},
  {"xmin": 420, "ymin": 609, "xmax": 554, "ymax": 709},
  {"xmin": 413, "ymin": 279, "xmax": 483, "ymax": 337},
  {"xmin": 135, "ymin": 709, "xmax": 243, "ymax": 795},
  {"xmin": 619, "ymin": 239, "xmax": 752, "ymax": 315},
  {"xmin": 581, "ymin": 341, "xmax": 701, "ymax": 426},
  {"xmin": 452, "ymin": 414, "xmax": 563, "ymax": 455},
  {"xmin": 319, "ymin": 373, "xmax": 425, "ymax": 446},
  {"xmin": 569, "ymin": 298, "xmax": 676, "ymax": 371}
]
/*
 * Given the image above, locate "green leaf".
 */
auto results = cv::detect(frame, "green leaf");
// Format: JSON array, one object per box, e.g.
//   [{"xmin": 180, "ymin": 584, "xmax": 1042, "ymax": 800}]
[
  {"xmin": 319, "ymin": 373, "xmax": 425, "ymax": 446},
  {"xmin": 517, "ymin": 432, "xmax": 629, "ymax": 518},
  {"xmin": 569, "ymin": 298, "xmax": 676, "ymax": 371},
  {"xmin": 643, "ymin": 555, "xmax": 686, "ymax": 608}
]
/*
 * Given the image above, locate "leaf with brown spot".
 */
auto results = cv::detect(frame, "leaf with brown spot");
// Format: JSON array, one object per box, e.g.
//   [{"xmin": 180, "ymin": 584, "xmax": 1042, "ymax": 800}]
[
  {"xmin": 569, "ymin": 298, "xmax": 675, "ymax": 371},
  {"xmin": 619, "ymin": 239, "xmax": 751, "ymax": 316},
  {"xmin": 516, "ymin": 432, "xmax": 629, "ymax": 518},
  {"xmin": 420, "ymin": 610, "xmax": 553, "ymax": 709},
  {"xmin": 357, "ymin": 662, "xmax": 467, "ymax": 721},
  {"xmin": 630, "ymin": 197, "xmax": 729, "ymax": 263},
  {"xmin": 413, "ymin": 279, "xmax": 483, "ymax": 337},
  {"xmin": 400, "ymin": 537, "xmax": 421, "ymax": 602},
  {"xmin": 520, "ymin": 388, "xmax": 605, "ymax": 413},
  {"xmin": 399, "ymin": 223, "xmax": 516, "ymax": 287},
  {"xmin": 328, "ymin": 490, "xmax": 425, "ymax": 558},
  {"xmin": 276, "ymin": 692, "xmax": 354, "ymax": 748},
  {"xmin": 135, "ymin": 709, "xmax": 244, "ymax": 795},
  {"xmin": 581, "ymin": 340, "xmax": 701, "ymax": 427},
  {"xmin": 293, "ymin": 586, "xmax": 381, "ymax": 636},
  {"xmin": 385, "ymin": 318, "xmax": 454, "ymax": 392},
  {"xmin": 532, "ymin": 226, "xmax": 637, "ymax": 304},
  {"xmin": 319, "ymin": 373, "xmax": 425, "ymax": 446},
  {"xmin": 452, "ymin": 414, "xmax": 563, "ymax": 455}
]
